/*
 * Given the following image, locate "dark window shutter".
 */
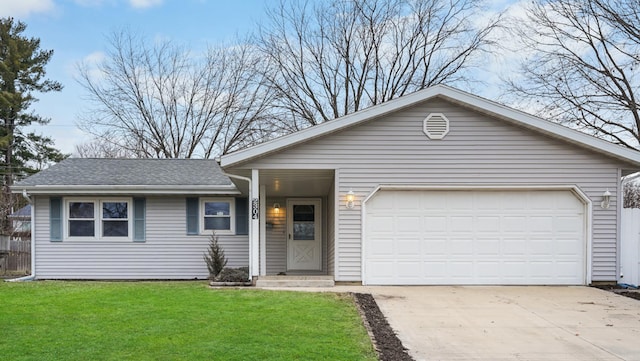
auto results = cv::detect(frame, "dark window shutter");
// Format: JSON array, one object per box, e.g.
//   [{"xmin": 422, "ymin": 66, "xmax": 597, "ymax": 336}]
[
  {"xmin": 133, "ymin": 198, "xmax": 146, "ymax": 242},
  {"xmin": 186, "ymin": 197, "xmax": 199, "ymax": 235},
  {"xmin": 235, "ymin": 197, "xmax": 249, "ymax": 235},
  {"xmin": 50, "ymin": 197, "xmax": 62, "ymax": 242}
]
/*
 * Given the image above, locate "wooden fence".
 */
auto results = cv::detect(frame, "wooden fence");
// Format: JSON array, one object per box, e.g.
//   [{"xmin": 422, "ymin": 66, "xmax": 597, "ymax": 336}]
[{"xmin": 0, "ymin": 236, "xmax": 31, "ymax": 275}]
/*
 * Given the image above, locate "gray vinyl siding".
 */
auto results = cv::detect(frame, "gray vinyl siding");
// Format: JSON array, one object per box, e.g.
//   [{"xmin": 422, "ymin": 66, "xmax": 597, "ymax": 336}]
[
  {"xmin": 33, "ymin": 196, "xmax": 248, "ymax": 280},
  {"xmin": 266, "ymin": 197, "xmax": 287, "ymax": 274},
  {"xmin": 237, "ymin": 98, "xmax": 635, "ymax": 282}
]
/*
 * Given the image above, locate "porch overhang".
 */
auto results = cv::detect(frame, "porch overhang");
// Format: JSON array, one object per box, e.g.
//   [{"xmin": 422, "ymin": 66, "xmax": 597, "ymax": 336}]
[{"xmin": 224, "ymin": 169, "xmax": 334, "ymax": 198}]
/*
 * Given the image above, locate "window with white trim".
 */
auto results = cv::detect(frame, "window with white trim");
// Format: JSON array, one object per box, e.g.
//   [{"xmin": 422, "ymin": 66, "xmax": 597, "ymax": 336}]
[
  {"xmin": 68, "ymin": 201, "xmax": 95, "ymax": 237},
  {"xmin": 201, "ymin": 198, "xmax": 235, "ymax": 234},
  {"xmin": 65, "ymin": 198, "xmax": 132, "ymax": 240},
  {"xmin": 102, "ymin": 201, "xmax": 129, "ymax": 237}
]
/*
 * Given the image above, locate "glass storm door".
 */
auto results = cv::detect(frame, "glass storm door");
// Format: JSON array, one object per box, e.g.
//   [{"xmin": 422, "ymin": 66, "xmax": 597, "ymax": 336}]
[{"xmin": 287, "ymin": 199, "xmax": 322, "ymax": 271}]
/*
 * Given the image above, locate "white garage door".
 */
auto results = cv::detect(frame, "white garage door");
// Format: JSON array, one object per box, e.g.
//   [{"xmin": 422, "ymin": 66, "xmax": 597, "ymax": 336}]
[{"xmin": 364, "ymin": 190, "xmax": 586, "ymax": 285}]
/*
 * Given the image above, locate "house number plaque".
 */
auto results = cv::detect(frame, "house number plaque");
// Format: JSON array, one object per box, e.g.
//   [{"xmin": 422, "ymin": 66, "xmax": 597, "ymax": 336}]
[{"xmin": 251, "ymin": 198, "xmax": 259, "ymax": 219}]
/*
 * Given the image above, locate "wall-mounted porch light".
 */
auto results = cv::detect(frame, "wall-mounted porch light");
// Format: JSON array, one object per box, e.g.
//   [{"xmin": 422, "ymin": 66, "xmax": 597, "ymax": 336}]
[
  {"xmin": 601, "ymin": 189, "xmax": 611, "ymax": 209},
  {"xmin": 273, "ymin": 203, "xmax": 280, "ymax": 213},
  {"xmin": 346, "ymin": 189, "xmax": 355, "ymax": 209}
]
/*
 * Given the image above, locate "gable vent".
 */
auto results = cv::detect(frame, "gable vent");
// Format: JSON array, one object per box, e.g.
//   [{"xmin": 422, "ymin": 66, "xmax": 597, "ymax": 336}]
[{"xmin": 423, "ymin": 113, "xmax": 450, "ymax": 140}]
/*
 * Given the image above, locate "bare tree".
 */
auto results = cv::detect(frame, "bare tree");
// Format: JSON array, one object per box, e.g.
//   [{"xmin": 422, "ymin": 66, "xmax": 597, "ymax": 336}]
[
  {"xmin": 256, "ymin": 0, "xmax": 501, "ymax": 131},
  {"xmin": 74, "ymin": 136, "xmax": 137, "ymax": 158},
  {"xmin": 77, "ymin": 31, "xmax": 274, "ymax": 158},
  {"xmin": 503, "ymin": 0, "xmax": 640, "ymax": 149}
]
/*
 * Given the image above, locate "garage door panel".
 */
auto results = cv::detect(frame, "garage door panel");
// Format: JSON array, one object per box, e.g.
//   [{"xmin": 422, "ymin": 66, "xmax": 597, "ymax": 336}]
[
  {"xmin": 368, "ymin": 215, "xmax": 394, "ymax": 232},
  {"xmin": 447, "ymin": 193, "xmax": 473, "ymax": 210},
  {"xmin": 528, "ymin": 240, "xmax": 554, "ymax": 255},
  {"xmin": 555, "ymin": 216, "xmax": 582, "ymax": 232},
  {"xmin": 396, "ymin": 239, "xmax": 420, "ymax": 255},
  {"xmin": 368, "ymin": 238, "xmax": 394, "ymax": 256},
  {"xmin": 477, "ymin": 216, "xmax": 500, "ymax": 232},
  {"xmin": 450, "ymin": 216, "xmax": 474, "ymax": 232},
  {"xmin": 529, "ymin": 216, "xmax": 554, "ymax": 232},
  {"xmin": 424, "ymin": 239, "xmax": 447, "ymax": 254},
  {"xmin": 557, "ymin": 239, "xmax": 581, "ymax": 255},
  {"xmin": 503, "ymin": 216, "xmax": 527, "ymax": 231},
  {"xmin": 397, "ymin": 261, "xmax": 421, "ymax": 278},
  {"xmin": 476, "ymin": 239, "xmax": 500, "ymax": 255},
  {"xmin": 503, "ymin": 239, "xmax": 527, "ymax": 255},
  {"xmin": 425, "ymin": 216, "xmax": 447, "ymax": 231},
  {"xmin": 397, "ymin": 216, "xmax": 421, "ymax": 231},
  {"xmin": 476, "ymin": 261, "xmax": 501, "ymax": 278},
  {"xmin": 450, "ymin": 239, "xmax": 474, "ymax": 255},
  {"xmin": 365, "ymin": 190, "xmax": 586, "ymax": 285}
]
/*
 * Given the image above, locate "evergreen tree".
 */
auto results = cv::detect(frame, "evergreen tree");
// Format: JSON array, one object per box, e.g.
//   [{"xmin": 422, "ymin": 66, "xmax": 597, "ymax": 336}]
[{"xmin": 0, "ymin": 17, "xmax": 66, "ymax": 232}]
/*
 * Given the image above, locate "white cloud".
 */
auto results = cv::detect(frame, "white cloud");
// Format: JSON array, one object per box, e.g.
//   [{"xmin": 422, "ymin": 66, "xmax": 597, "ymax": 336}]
[
  {"xmin": 73, "ymin": 0, "xmax": 163, "ymax": 9},
  {"xmin": 73, "ymin": 0, "xmax": 106, "ymax": 6},
  {"xmin": 0, "ymin": 0, "xmax": 55, "ymax": 18},
  {"xmin": 73, "ymin": 50, "xmax": 107, "ymax": 81},
  {"xmin": 128, "ymin": 0, "xmax": 163, "ymax": 9},
  {"xmin": 83, "ymin": 50, "xmax": 106, "ymax": 64}
]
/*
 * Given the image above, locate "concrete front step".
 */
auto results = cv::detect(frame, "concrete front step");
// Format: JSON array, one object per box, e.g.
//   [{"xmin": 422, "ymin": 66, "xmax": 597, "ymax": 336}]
[{"xmin": 255, "ymin": 275, "xmax": 335, "ymax": 287}]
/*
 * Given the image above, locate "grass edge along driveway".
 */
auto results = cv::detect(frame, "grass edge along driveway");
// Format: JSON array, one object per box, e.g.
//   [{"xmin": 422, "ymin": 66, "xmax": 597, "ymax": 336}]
[{"xmin": 0, "ymin": 281, "xmax": 377, "ymax": 361}]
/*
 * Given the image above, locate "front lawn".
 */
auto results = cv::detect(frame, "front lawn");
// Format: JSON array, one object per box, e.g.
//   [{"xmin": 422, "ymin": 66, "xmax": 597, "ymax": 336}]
[{"xmin": 0, "ymin": 282, "xmax": 376, "ymax": 361}]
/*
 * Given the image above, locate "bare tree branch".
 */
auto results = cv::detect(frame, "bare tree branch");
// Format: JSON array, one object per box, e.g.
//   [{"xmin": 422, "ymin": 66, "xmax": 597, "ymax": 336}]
[
  {"xmin": 503, "ymin": 0, "xmax": 640, "ymax": 149},
  {"xmin": 76, "ymin": 30, "xmax": 275, "ymax": 158},
  {"xmin": 256, "ymin": 0, "xmax": 501, "ymax": 131}
]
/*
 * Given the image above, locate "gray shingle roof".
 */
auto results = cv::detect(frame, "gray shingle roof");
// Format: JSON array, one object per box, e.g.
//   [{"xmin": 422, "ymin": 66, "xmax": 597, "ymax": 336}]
[{"xmin": 15, "ymin": 158, "xmax": 233, "ymax": 187}]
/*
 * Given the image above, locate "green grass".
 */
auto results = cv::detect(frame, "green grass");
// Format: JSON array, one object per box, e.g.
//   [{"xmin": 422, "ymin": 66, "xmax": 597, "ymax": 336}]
[{"xmin": 0, "ymin": 282, "xmax": 377, "ymax": 361}]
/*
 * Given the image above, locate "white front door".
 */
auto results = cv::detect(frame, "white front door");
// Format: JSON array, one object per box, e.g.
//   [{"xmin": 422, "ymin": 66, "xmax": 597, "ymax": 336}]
[{"xmin": 287, "ymin": 199, "xmax": 322, "ymax": 271}]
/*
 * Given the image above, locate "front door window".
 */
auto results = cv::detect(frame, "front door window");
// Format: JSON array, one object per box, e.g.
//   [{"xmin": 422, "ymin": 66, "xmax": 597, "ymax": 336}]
[{"xmin": 293, "ymin": 205, "xmax": 315, "ymax": 240}]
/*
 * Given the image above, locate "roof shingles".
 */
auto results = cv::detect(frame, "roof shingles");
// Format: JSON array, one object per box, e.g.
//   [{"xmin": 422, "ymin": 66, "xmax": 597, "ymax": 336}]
[{"xmin": 15, "ymin": 158, "xmax": 233, "ymax": 187}]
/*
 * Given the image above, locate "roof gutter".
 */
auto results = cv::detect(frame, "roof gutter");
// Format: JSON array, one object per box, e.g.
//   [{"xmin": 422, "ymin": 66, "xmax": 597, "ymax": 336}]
[
  {"xmin": 6, "ymin": 189, "xmax": 36, "ymax": 282},
  {"xmin": 12, "ymin": 184, "xmax": 240, "ymax": 195}
]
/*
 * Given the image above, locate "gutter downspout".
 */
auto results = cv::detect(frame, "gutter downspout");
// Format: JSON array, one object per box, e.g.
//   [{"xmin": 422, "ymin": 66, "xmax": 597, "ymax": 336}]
[
  {"xmin": 222, "ymin": 173, "xmax": 253, "ymax": 281},
  {"xmin": 6, "ymin": 190, "xmax": 36, "ymax": 282}
]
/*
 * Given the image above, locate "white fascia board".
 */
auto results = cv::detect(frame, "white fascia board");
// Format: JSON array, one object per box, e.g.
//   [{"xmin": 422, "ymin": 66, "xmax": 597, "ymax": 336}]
[
  {"xmin": 221, "ymin": 84, "xmax": 640, "ymax": 168},
  {"xmin": 12, "ymin": 184, "xmax": 240, "ymax": 195}
]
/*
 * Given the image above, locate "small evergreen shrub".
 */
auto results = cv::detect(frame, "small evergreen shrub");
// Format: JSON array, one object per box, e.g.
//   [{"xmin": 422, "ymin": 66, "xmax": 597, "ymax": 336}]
[
  {"xmin": 203, "ymin": 232, "xmax": 227, "ymax": 280},
  {"xmin": 215, "ymin": 267, "xmax": 250, "ymax": 282}
]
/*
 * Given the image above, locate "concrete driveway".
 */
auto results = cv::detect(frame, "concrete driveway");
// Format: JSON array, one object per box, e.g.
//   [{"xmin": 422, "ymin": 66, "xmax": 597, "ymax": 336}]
[{"xmin": 361, "ymin": 286, "xmax": 640, "ymax": 361}]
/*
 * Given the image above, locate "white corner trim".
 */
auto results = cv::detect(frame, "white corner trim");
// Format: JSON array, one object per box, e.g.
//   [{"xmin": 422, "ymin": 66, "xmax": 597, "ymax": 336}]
[{"xmin": 360, "ymin": 183, "xmax": 593, "ymax": 285}]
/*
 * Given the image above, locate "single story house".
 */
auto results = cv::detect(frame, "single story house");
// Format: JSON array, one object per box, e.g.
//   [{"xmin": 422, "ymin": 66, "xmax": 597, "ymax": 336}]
[{"xmin": 13, "ymin": 85, "xmax": 640, "ymax": 285}]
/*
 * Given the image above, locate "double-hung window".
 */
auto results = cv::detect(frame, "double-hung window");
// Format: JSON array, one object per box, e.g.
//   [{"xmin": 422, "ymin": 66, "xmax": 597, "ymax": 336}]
[
  {"xmin": 201, "ymin": 198, "xmax": 235, "ymax": 234},
  {"xmin": 102, "ymin": 201, "xmax": 129, "ymax": 237},
  {"xmin": 68, "ymin": 201, "xmax": 96, "ymax": 237},
  {"xmin": 65, "ymin": 198, "xmax": 131, "ymax": 240}
]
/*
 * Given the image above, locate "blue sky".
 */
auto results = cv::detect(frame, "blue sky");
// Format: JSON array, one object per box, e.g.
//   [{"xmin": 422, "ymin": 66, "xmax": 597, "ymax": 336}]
[
  {"xmin": 1, "ymin": 0, "xmax": 271, "ymax": 154},
  {"xmin": 2, "ymin": 0, "xmax": 515, "ymax": 155}
]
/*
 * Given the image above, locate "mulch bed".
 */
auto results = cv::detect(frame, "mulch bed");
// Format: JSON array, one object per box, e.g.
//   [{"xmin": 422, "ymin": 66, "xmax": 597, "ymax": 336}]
[
  {"xmin": 592, "ymin": 285, "xmax": 640, "ymax": 301},
  {"xmin": 354, "ymin": 293, "xmax": 414, "ymax": 361}
]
